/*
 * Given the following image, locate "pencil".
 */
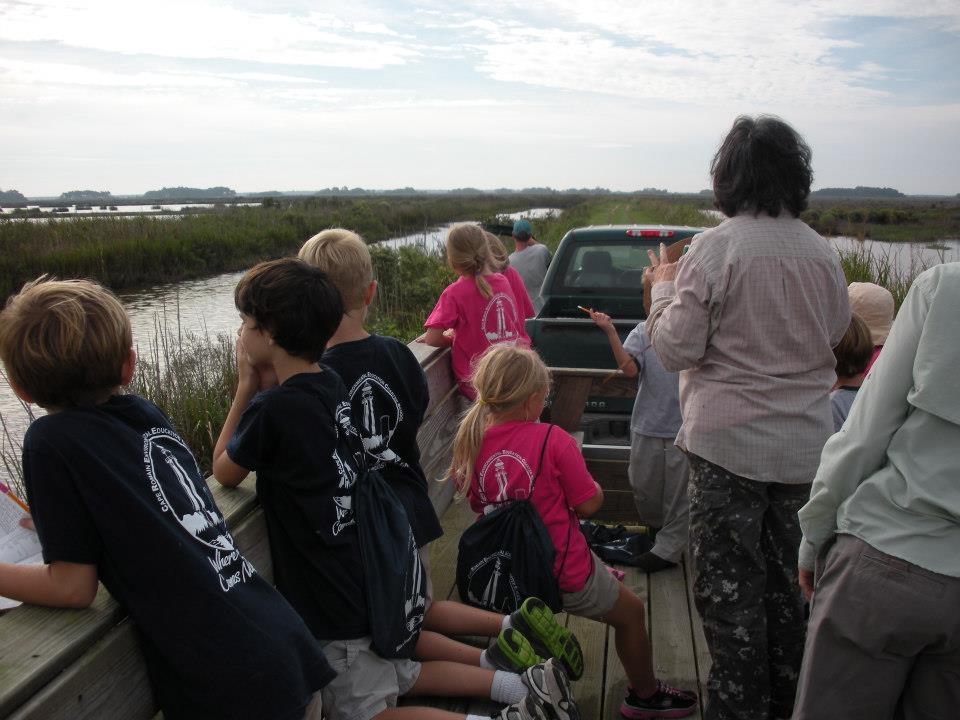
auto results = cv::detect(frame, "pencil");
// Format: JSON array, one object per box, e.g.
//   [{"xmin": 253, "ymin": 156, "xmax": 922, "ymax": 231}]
[{"xmin": 0, "ymin": 481, "xmax": 30, "ymax": 514}]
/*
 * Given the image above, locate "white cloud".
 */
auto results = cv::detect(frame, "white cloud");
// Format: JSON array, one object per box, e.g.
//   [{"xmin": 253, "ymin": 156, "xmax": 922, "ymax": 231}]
[
  {"xmin": 447, "ymin": 0, "xmax": 960, "ymax": 107},
  {"xmin": 0, "ymin": 0, "xmax": 419, "ymax": 68}
]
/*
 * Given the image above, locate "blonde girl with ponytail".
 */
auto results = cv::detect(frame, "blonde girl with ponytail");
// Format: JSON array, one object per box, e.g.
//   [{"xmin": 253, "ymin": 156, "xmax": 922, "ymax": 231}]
[
  {"xmin": 421, "ymin": 224, "xmax": 529, "ymax": 400},
  {"xmin": 451, "ymin": 344, "xmax": 699, "ymax": 719}
]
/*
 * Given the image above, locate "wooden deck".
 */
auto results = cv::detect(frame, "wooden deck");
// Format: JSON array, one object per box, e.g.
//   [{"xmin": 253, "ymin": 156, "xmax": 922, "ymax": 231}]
[{"xmin": 413, "ymin": 499, "xmax": 711, "ymax": 720}]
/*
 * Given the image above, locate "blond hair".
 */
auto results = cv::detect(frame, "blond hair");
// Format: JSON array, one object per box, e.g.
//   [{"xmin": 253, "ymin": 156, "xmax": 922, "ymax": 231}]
[
  {"xmin": 0, "ymin": 277, "xmax": 132, "ymax": 408},
  {"xmin": 446, "ymin": 224, "xmax": 493, "ymax": 299},
  {"xmin": 484, "ymin": 231, "xmax": 509, "ymax": 272},
  {"xmin": 298, "ymin": 228, "xmax": 373, "ymax": 309},
  {"xmin": 449, "ymin": 344, "xmax": 551, "ymax": 493}
]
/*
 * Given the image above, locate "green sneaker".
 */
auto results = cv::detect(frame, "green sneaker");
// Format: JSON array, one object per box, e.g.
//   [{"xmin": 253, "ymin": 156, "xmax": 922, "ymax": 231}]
[
  {"xmin": 486, "ymin": 627, "xmax": 543, "ymax": 672},
  {"xmin": 510, "ymin": 597, "xmax": 584, "ymax": 681}
]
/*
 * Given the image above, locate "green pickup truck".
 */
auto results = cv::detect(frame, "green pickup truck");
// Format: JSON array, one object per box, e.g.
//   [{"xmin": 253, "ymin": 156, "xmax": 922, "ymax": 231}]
[{"xmin": 527, "ymin": 224, "xmax": 703, "ymax": 434}]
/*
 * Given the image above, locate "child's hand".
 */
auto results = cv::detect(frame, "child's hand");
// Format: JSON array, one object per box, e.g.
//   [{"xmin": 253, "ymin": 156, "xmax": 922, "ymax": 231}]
[
  {"xmin": 589, "ymin": 310, "xmax": 615, "ymax": 334},
  {"xmin": 235, "ymin": 338, "xmax": 260, "ymax": 395},
  {"xmin": 19, "ymin": 517, "xmax": 35, "ymax": 532}
]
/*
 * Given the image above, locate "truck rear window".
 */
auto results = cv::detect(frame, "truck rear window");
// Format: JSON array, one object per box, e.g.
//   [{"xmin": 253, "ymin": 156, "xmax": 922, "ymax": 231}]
[{"xmin": 558, "ymin": 242, "xmax": 656, "ymax": 294}]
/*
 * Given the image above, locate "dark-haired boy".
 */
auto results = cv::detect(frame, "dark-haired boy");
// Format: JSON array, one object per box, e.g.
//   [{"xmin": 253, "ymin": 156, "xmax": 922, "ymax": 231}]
[
  {"xmin": 213, "ymin": 258, "xmax": 581, "ymax": 720},
  {"xmin": 0, "ymin": 277, "xmax": 332, "ymax": 720}
]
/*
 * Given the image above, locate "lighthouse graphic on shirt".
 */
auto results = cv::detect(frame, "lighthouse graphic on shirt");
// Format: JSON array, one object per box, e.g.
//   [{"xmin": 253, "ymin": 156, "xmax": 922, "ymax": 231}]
[
  {"xmin": 144, "ymin": 427, "xmax": 256, "ymax": 593},
  {"xmin": 482, "ymin": 293, "xmax": 519, "ymax": 343},
  {"xmin": 347, "ymin": 373, "xmax": 405, "ymax": 470}
]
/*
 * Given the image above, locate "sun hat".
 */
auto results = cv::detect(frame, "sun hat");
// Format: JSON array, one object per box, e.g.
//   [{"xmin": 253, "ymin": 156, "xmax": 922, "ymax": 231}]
[{"xmin": 848, "ymin": 282, "xmax": 895, "ymax": 346}]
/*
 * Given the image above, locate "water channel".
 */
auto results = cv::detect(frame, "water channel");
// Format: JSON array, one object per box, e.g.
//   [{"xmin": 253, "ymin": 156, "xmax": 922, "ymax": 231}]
[{"xmin": 1, "ymin": 213, "xmax": 958, "ymax": 494}]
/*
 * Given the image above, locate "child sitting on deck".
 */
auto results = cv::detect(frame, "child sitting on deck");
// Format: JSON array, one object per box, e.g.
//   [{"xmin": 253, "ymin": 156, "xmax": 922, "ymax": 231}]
[
  {"xmin": 212, "ymin": 258, "xmax": 580, "ymax": 720},
  {"xmin": 830, "ymin": 312, "xmax": 873, "ymax": 432},
  {"xmin": 589, "ymin": 310, "xmax": 689, "ymax": 573},
  {"xmin": 0, "ymin": 277, "xmax": 333, "ymax": 720},
  {"xmin": 421, "ymin": 224, "xmax": 529, "ymax": 400},
  {"xmin": 451, "ymin": 344, "xmax": 698, "ymax": 720},
  {"xmin": 300, "ymin": 228, "xmax": 583, "ymax": 677}
]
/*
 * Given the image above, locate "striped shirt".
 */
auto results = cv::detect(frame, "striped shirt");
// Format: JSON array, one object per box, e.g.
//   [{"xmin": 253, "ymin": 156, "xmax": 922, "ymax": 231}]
[{"xmin": 647, "ymin": 214, "xmax": 850, "ymax": 485}]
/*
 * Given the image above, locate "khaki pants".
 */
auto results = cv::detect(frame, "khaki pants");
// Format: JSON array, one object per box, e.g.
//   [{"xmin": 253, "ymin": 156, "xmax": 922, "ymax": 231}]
[
  {"xmin": 627, "ymin": 433, "xmax": 690, "ymax": 563},
  {"xmin": 793, "ymin": 534, "xmax": 960, "ymax": 720}
]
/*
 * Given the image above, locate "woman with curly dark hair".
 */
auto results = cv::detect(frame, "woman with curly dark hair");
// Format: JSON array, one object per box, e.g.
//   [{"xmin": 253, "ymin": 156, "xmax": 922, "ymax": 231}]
[{"xmin": 644, "ymin": 116, "xmax": 850, "ymax": 720}]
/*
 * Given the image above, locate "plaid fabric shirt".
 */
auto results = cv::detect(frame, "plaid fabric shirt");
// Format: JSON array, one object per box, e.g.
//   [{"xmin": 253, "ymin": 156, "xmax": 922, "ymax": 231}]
[{"xmin": 647, "ymin": 213, "xmax": 850, "ymax": 485}]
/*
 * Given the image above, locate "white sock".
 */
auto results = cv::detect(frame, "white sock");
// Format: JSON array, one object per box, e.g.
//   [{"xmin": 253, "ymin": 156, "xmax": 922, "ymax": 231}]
[
  {"xmin": 467, "ymin": 715, "xmax": 488, "ymax": 720},
  {"xmin": 501, "ymin": 615, "xmax": 511, "ymax": 632},
  {"xmin": 479, "ymin": 649, "xmax": 495, "ymax": 670},
  {"xmin": 490, "ymin": 670, "xmax": 528, "ymax": 705}
]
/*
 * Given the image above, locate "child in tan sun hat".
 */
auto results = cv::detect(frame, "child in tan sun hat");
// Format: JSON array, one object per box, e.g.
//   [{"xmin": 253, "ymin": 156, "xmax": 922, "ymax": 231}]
[{"xmin": 847, "ymin": 282, "xmax": 894, "ymax": 373}]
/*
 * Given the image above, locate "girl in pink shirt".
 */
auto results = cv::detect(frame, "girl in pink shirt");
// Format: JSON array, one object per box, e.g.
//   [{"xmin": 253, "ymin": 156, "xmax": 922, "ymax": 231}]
[
  {"xmin": 422, "ymin": 224, "xmax": 528, "ymax": 399},
  {"xmin": 485, "ymin": 231, "xmax": 536, "ymax": 326},
  {"xmin": 450, "ymin": 345, "xmax": 698, "ymax": 719}
]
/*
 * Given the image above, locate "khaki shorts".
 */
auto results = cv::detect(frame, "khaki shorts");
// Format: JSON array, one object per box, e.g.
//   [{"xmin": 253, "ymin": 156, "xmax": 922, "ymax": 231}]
[
  {"xmin": 561, "ymin": 551, "xmax": 621, "ymax": 620},
  {"xmin": 319, "ymin": 637, "xmax": 422, "ymax": 720}
]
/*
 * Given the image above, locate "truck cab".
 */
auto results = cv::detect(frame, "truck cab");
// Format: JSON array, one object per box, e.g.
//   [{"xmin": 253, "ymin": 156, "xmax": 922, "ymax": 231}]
[{"xmin": 527, "ymin": 224, "xmax": 703, "ymax": 434}]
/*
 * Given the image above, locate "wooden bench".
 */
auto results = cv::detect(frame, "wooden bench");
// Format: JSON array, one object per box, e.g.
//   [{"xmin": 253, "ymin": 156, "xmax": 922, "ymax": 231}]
[{"xmin": 0, "ymin": 343, "xmax": 462, "ymax": 719}]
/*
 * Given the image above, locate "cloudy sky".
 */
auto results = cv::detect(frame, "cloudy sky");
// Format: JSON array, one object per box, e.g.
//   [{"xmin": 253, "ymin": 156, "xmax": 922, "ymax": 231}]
[{"xmin": 1, "ymin": 0, "xmax": 958, "ymax": 196}]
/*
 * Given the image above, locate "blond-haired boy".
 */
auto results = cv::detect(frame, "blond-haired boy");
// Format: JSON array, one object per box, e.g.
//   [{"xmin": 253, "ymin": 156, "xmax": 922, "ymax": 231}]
[{"xmin": 0, "ymin": 277, "xmax": 333, "ymax": 720}]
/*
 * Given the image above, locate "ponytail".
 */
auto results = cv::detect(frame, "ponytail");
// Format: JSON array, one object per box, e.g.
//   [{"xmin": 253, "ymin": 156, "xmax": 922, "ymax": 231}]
[
  {"xmin": 449, "ymin": 402, "xmax": 488, "ymax": 497},
  {"xmin": 446, "ymin": 224, "xmax": 493, "ymax": 299}
]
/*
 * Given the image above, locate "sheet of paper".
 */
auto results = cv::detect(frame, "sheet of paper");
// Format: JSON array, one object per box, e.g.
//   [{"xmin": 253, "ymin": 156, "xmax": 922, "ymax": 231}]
[{"xmin": 0, "ymin": 488, "xmax": 42, "ymax": 610}]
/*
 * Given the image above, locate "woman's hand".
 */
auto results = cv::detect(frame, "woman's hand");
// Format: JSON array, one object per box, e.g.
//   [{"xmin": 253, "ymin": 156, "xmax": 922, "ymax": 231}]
[
  {"xmin": 644, "ymin": 242, "xmax": 679, "ymax": 285},
  {"xmin": 798, "ymin": 567, "xmax": 815, "ymax": 602}
]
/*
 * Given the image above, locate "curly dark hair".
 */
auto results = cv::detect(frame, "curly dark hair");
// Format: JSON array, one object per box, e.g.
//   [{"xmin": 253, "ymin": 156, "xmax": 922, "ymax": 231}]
[
  {"xmin": 234, "ymin": 258, "xmax": 343, "ymax": 362},
  {"xmin": 711, "ymin": 115, "xmax": 813, "ymax": 218}
]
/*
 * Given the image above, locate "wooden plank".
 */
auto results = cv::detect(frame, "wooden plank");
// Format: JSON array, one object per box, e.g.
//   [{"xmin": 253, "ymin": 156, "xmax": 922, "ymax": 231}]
[
  {"xmin": 0, "ymin": 474, "xmax": 259, "ymax": 717},
  {"xmin": 418, "ymin": 390, "xmax": 461, "ymax": 486},
  {"xmin": 566, "ymin": 611, "xmax": 606, "ymax": 719},
  {"xmin": 409, "ymin": 343, "xmax": 456, "ymax": 417},
  {"xmin": 427, "ymin": 499, "xmax": 476, "ymax": 603},
  {"xmin": 603, "ymin": 565, "xmax": 649, "ymax": 719},
  {"xmin": 650, "ymin": 563, "xmax": 703, "ymax": 719},
  {"xmin": 548, "ymin": 375, "xmax": 592, "ymax": 431},
  {"xmin": 7, "ymin": 620, "xmax": 154, "ymax": 720}
]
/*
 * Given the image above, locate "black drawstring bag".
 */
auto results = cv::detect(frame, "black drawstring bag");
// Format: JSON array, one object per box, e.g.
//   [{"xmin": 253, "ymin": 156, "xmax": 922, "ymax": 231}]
[
  {"xmin": 354, "ymin": 465, "xmax": 426, "ymax": 658},
  {"xmin": 456, "ymin": 425, "xmax": 570, "ymax": 614},
  {"xmin": 319, "ymin": 389, "xmax": 425, "ymax": 660}
]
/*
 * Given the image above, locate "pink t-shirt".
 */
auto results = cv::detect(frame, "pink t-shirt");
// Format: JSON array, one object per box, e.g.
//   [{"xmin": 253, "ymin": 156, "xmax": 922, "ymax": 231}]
[
  {"xmin": 468, "ymin": 422, "xmax": 597, "ymax": 593},
  {"xmin": 503, "ymin": 266, "xmax": 536, "ymax": 328},
  {"xmin": 424, "ymin": 274, "xmax": 529, "ymax": 398}
]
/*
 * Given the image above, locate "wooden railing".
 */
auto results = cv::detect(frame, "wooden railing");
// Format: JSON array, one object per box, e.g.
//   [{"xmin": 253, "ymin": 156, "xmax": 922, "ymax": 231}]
[{"xmin": 0, "ymin": 343, "xmax": 462, "ymax": 720}]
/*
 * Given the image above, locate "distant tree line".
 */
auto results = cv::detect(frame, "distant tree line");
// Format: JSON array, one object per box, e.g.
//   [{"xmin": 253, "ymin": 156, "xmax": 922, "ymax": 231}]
[{"xmin": 811, "ymin": 186, "xmax": 904, "ymax": 198}]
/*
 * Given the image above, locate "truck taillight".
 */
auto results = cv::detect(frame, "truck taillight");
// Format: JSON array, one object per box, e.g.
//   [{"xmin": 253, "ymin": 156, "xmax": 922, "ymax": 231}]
[{"xmin": 626, "ymin": 229, "xmax": 675, "ymax": 238}]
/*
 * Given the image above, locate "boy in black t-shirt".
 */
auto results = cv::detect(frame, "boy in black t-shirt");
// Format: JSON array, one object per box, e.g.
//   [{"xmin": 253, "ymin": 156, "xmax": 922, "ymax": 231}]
[
  {"xmin": 0, "ymin": 277, "xmax": 332, "ymax": 720},
  {"xmin": 213, "ymin": 258, "xmax": 581, "ymax": 720},
  {"xmin": 301, "ymin": 230, "xmax": 584, "ymax": 683}
]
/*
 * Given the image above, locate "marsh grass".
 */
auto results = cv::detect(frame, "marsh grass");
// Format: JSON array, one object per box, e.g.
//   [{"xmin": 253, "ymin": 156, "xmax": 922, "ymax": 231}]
[{"xmin": 131, "ymin": 328, "xmax": 239, "ymax": 477}]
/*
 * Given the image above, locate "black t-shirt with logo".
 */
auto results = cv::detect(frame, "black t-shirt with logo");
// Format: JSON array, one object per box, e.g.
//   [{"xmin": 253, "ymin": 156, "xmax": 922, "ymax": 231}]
[
  {"xmin": 23, "ymin": 394, "xmax": 333, "ymax": 720},
  {"xmin": 323, "ymin": 335, "xmax": 443, "ymax": 547},
  {"xmin": 227, "ymin": 369, "xmax": 369, "ymax": 640}
]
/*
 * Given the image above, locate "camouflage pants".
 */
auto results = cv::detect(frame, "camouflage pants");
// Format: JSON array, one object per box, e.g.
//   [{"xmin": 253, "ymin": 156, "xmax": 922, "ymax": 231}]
[{"xmin": 688, "ymin": 455, "xmax": 810, "ymax": 720}]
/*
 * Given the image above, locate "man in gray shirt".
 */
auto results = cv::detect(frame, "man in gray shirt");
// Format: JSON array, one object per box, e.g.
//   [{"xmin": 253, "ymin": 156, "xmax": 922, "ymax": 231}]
[{"xmin": 508, "ymin": 219, "xmax": 551, "ymax": 312}]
